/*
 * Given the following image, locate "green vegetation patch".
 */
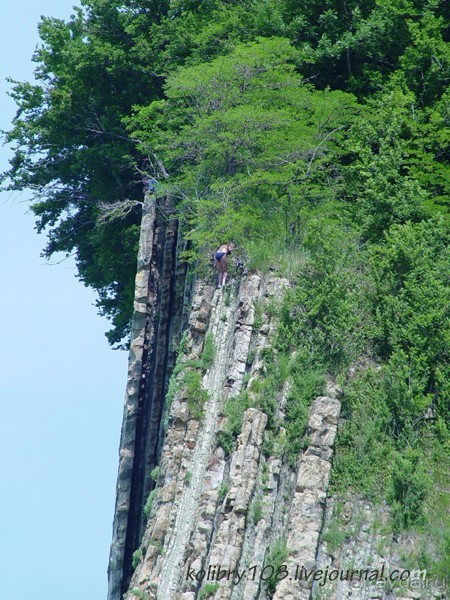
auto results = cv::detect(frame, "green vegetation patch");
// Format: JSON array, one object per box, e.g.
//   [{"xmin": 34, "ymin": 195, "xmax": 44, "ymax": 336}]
[
  {"xmin": 164, "ymin": 332, "xmax": 216, "ymax": 426},
  {"xmin": 131, "ymin": 549, "xmax": 142, "ymax": 571},
  {"xmin": 10, "ymin": 0, "xmax": 448, "ymax": 560},
  {"xmin": 201, "ymin": 332, "xmax": 216, "ymax": 370},
  {"xmin": 5, "ymin": 0, "xmax": 449, "ymax": 347},
  {"xmin": 144, "ymin": 489, "xmax": 157, "ymax": 520},
  {"xmin": 264, "ymin": 539, "xmax": 289, "ymax": 595},
  {"xmin": 217, "ymin": 390, "xmax": 253, "ymax": 456},
  {"xmin": 184, "ymin": 370, "xmax": 209, "ymax": 420},
  {"xmin": 199, "ymin": 583, "xmax": 220, "ymax": 600},
  {"xmin": 252, "ymin": 495, "xmax": 264, "ymax": 524},
  {"xmin": 218, "ymin": 330, "xmax": 324, "ymax": 464}
]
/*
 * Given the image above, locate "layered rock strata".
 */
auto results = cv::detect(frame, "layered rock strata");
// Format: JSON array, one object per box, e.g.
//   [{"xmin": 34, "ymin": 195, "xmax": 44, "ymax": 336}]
[
  {"xmin": 122, "ymin": 272, "xmax": 343, "ymax": 600},
  {"xmin": 313, "ymin": 497, "xmax": 448, "ymax": 600},
  {"xmin": 127, "ymin": 275, "xmax": 264, "ymax": 598},
  {"xmin": 272, "ymin": 389, "xmax": 341, "ymax": 600},
  {"xmin": 109, "ymin": 200, "xmax": 448, "ymax": 600},
  {"xmin": 108, "ymin": 194, "xmax": 188, "ymax": 600}
]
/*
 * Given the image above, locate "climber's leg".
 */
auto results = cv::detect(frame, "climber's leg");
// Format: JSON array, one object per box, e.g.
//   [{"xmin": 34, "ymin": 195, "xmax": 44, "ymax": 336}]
[{"xmin": 219, "ymin": 255, "xmax": 227, "ymax": 288}]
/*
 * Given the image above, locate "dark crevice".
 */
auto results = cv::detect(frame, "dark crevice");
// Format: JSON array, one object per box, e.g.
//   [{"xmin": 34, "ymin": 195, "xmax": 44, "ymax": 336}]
[
  {"xmin": 121, "ymin": 215, "xmax": 166, "ymax": 596},
  {"xmin": 119, "ymin": 205, "xmax": 193, "ymax": 597}
]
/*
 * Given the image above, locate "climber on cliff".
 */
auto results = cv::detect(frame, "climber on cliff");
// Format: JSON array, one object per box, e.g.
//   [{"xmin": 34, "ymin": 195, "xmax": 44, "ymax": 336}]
[
  {"xmin": 143, "ymin": 176, "xmax": 158, "ymax": 195},
  {"xmin": 214, "ymin": 243, "xmax": 235, "ymax": 289}
]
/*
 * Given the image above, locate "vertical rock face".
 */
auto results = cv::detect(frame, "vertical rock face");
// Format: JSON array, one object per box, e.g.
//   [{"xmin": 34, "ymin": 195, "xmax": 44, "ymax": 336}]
[
  {"xmin": 109, "ymin": 199, "xmax": 448, "ymax": 600},
  {"xmin": 107, "ymin": 195, "xmax": 188, "ymax": 600},
  {"xmin": 106, "ymin": 199, "xmax": 342, "ymax": 598},
  {"xmin": 272, "ymin": 391, "xmax": 341, "ymax": 600},
  {"xmin": 111, "ymin": 260, "xmax": 343, "ymax": 600},
  {"xmin": 129, "ymin": 274, "xmax": 265, "ymax": 598},
  {"xmin": 313, "ymin": 497, "xmax": 447, "ymax": 600}
]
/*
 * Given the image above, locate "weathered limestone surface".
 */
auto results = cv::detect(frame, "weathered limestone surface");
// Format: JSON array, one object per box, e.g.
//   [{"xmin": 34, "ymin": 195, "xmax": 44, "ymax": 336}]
[
  {"xmin": 202, "ymin": 407, "xmax": 268, "ymax": 600},
  {"xmin": 107, "ymin": 196, "xmax": 157, "ymax": 600},
  {"xmin": 128, "ymin": 275, "xmax": 266, "ymax": 599},
  {"xmin": 111, "ymin": 213, "xmax": 346, "ymax": 600},
  {"xmin": 121, "ymin": 272, "xmax": 346, "ymax": 600},
  {"xmin": 179, "ymin": 274, "xmax": 263, "ymax": 597},
  {"xmin": 110, "ymin": 213, "xmax": 447, "ymax": 600},
  {"xmin": 313, "ymin": 497, "xmax": 448, "ymax": 600},
  {"xmin": 272, "ymin": 389, "xmax": 341, "ymax": 600},
  {"xmin": 107, "ymin": 195, "xmax": 188, "ymax": 600}
]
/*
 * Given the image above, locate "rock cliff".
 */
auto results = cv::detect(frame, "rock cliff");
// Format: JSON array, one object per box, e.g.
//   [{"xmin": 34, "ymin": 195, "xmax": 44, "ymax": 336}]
[
  {"xmin": 108, "ymin": 195, "xmax": 447, "ymax": 600},
  {"xmin": 108, "ymin": 194, "xmax": 189, "ymax": 599}
]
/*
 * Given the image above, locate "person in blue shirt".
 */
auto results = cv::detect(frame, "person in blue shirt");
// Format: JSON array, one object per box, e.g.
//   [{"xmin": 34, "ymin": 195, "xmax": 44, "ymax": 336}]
[
  {"xmin": 214, "ymin": 243, "xmax": 235, "ymax": 288},
  {"xmin": 143, "ymin": 177, "xmax": 158, "ymax": 194}
]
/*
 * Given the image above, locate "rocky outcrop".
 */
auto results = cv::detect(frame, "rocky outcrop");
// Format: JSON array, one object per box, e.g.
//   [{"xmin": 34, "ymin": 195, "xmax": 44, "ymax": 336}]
[
  {"xmin": 272, "ymin": 389, "xmax": 341, "ymax": 600},
  {"xmin": 109, "ymin": 197, "xmax": 448, "ymax": 600},
  {"xmin": 313, "ymin": 497, "xmax": 447, "ymax": 600},
  {"xmin": 203, "ymin": 407, "xmax": 268, "ymax": 600},
  {"xmin": 116, "ymin": 265, "xmax": 345, "ymax": 600},
  {"xmin": 108, "ymin": 194, "xmax": 189, "ymax": 600},
  {"xmin": 127, "ymin": 274, "xmax": 265, "ymax": 598}
]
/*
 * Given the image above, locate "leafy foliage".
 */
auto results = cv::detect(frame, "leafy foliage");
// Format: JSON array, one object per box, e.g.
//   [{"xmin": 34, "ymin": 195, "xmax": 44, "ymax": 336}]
[
  {"xmin": 129, "ymin": 38, "xmax": 357, "ymax": 260},
  {"xmin": 144, "ymin": 489, "xmax": 157, "ymax": 519},
  {"xmin": 131, "ymin": 548, "xmax": 142, "ymax": 570},
  {"xmin": 217, "ymin": 390, "xmax": 253, "ymax": 456},
  {"xmin": 390, "ymin": 449, "xmax": 429, "ymax": 531},
  {"xmin": 183, "ymin": 370, "xmax": 209, "ymax": 420},
  {"xmin": 278, "ymin": 224, "xmax": 372, "ymax": 371},
  {"xmin": 200, "ymin": 332, "xmax": 216, "ymax": 369},
  {"xmin": 2, "ymin": 2, "xmax": 168, "ymax": 345},
  {"xmin": 371, "ymin": 219, "xmax": 450, "ymax": 435},
  {"xmin": 264, "ymin": 539, "xmax": 289, "ymax": 595},
  {"xmin": 2, "ymin": 2, "xmax": 448, "ymax": 551},
  {"xmin": 199, "ymin": 583, "xmax": 220, "ymax": 600},
  {"xmin": 2, "ymin": 0, "xmax": 449, "ymax": 345}
]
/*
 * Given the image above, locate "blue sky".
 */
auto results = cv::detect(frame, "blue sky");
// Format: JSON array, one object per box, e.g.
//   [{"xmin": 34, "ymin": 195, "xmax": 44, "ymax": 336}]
[{"xmin": 0, "ymin": 2, "xmax": 128, "ymax": 598}]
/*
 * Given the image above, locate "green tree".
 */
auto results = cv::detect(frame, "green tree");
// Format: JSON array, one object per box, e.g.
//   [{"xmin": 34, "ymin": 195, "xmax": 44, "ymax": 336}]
[
  {"xmin": 370, "ymin": 219, "xmax": 450, "ymax": 432},
  {"xmin": 2, "ymin": 0, "xmax": 448, "ymax": 346},
  {"xmin": 128, "ymin": 38, "xmax": 357, "ymax": 259},
  {"xmin": 340, "ymin": 87, "xmax": 432, "ymax": 240},
  {"xmin": 273, "ymin": 0, "xmax": 449, "ymax": 100},
  {"xmin": 2, "ymin": 0, "xmax": 171, "ymax": 345}
]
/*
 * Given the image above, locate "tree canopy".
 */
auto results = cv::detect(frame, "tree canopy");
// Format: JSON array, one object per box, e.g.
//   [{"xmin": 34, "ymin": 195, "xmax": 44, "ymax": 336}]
[
  {"xmin": 3, "ymin": 0, "xmax": 449, "ymax": 565},
  {"xmin": 2, "ymin": 0, "xmax": 449, "ymax": 344}
]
